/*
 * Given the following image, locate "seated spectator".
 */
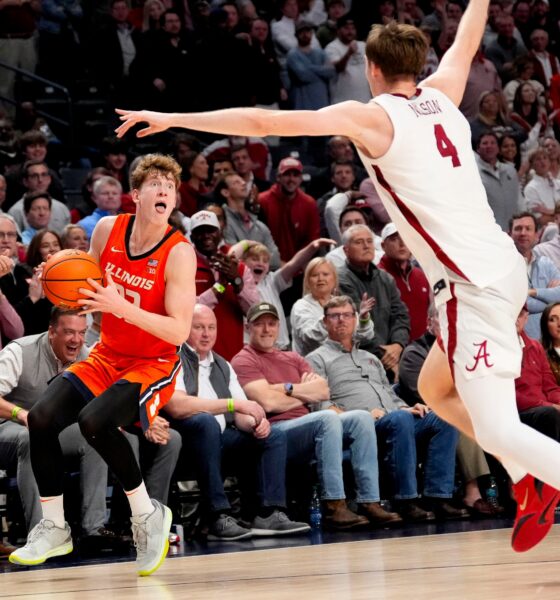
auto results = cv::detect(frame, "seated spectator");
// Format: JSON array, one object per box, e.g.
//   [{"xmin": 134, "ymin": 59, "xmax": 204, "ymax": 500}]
[
  {"xmin": 217, "ymin": 173, "xmax": 280, "ymax": 269},
  {"xmin": 165, "ymin": 304, "xmax": 310, "ymax": 539},
  {"xmin": 0, "ymin": 253, "xmax": 23, "ymax": 349},
  {"xmin": 399, "ymin": 302, "xmax": 503, "ymax": 517},
  {"xmin": 231, "ymin": 145, "xmax": 270, "ymax": 196},
  {"xmin": 78, "ymin": 176, "xmax": 122, "ymax": 239},
  {"xmin": 142, "ymin": 0, "xmax": 166, "ymax": 33},
  {"xmin": 510, "ymin": 212, "xmax": 560, "ymax": 338},
  {"xmin": 515, "ymin": 303, "xmax": 560, "ymax": 442},
  {"xmin": 337, "ymin": 224, "xmax": 410, "ymax": 377},
  {"xmin": 510, "ymin": 82, "xmax": 549, "ymax": 148},
  {"xmin": 100, "ymin": 137, "xmax": 130, "ymax": 193},
  {"xmin": 232, "ymin": 301, "xmax": 401, "ymax": 529},
  {"xmin": 291, "ymin": 257, "xmax": 374, "ymax": 356},
  {"xmin": 541, "ymin": 299, "xmax": 560, "ymax": 383},
  {"xmin": 8, "ymin": 160, "xmax": 70, "ymax": 235},
  {"xmin": 524, "ymin": 148, "xmax": 560, "ymax": 227},
  {"xmin": 469, "ymin": 91, "xmax": 528, "ymax": 149},
  {"xmin": 61, "ymin": 224, "xmax": 89, "ymax": 252},
  {"xmin": 258, "ymin": 157, "xmax": 320, "ymax": 262},
  {"xmin": 231, "ymin": 238, "xmax": 334, "ymax": 350},
  {"xmin": 306, "ymin": 296, "xmax": 465, "ymax": 521},
  {"xmin": 191, "ymin": 210, "xmax": 259, "ymax": 360},
  {"xmin": 325, "ymin": 202, "xmax": 384, "ymax": 267},
  {"xmin": 178, "ymin": 152, "xmax": 209, "ymax": 217},
  {"xmin": 498, "ymin": 134, "xmax": 524, "ymax": 175},
  {"xmin": 25, "ymin": 229, "xmax": 61, "ymax": 269},
  {"xmin": 0, "ymin": 174, "xmax": 7, "ymax": 214},
  {"xmin": 4, "ymin": 130, "xmax": 64, "ymax": 210},
  {"xmin": 527, "ymin": 28, "xmax": 560, "ymax": 90},
  {"xmin": 21, "ymin": 192, "xmax": 52, "ymax": 246},
  {"xmin": 378, "ymin": 223, "xmax": 430, "ymax": 342},
  {"xmin": 475, "ymin": 132, "xmax": 524, "ymax": 231},
  {"xmin": 69, "ymin": 168, "xmax": 112, "ymax": 223},
  {"xmin": 0, "ymin": 309, "xmax": 112, "ymax": 541},
  {"xmin": 208, "ymin": 157, "xmax": 235, "ymax": 192}
]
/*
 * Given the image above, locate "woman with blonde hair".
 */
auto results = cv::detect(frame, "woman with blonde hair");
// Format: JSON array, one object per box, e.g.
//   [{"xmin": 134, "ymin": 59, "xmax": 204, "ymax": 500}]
[
  {"xmin": 290, "ymin": 257, "xmax": 374, "ymax": 356},
  {"xmin": 61, "ymin": 224, "xmax": 89, "ymax": 252}
]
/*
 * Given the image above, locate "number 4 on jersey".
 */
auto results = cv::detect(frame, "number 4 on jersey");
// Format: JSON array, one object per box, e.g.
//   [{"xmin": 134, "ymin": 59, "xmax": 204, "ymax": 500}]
[{"xmin": 434, "ymin": 124, "xmax": 461, "ymax": 167}]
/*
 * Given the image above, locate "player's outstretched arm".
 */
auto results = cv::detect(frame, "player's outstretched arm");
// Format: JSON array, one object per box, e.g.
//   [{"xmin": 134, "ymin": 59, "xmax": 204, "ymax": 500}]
[{"xmin": 421, "ymin": 0, "xmax": 490, "ymax": 105}]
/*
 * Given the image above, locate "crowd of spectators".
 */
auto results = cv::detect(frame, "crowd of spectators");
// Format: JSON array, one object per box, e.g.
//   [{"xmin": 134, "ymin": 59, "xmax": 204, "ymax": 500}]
[{"xmin": 2, "ymin": 0, "xmax": 560, "ymax": 554}]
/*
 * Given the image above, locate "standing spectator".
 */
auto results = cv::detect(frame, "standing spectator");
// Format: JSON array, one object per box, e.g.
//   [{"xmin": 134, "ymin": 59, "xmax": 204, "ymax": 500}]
[
  {"xmin": 203, "ymin": 136, "xmax": 271, "ymax": 182},
  {"xmin": 378, "ymin": 223, "xmax": 430, "ymax": 342},
  {"xmin": 315, "ymin": 0, "xmax": 347, "ymax": 48},
  {"xmin": 231, "ymin": 145, "xmax": 270, "ymax": 196},
  {"xmin": 290, "ymin": 256, "xmax": 374, "ymax": 356},
  {"xmin": 510, "ymin": 212, "xmax": 560, "ymax": 339},
  {"xmin": 337, "ymin": 224, "xmax": 410, "ymax": 376},
  {"xmin": 324, "ymin": 14, "xmax": 371, "ymax": 104},
  {"xmin": 258, "ymin": 157, "xmax": 320, "ymax": 262},
  {"xmin": 510, "ymin": 82, "xmax": 549, "ymax": 143},
  {"xmin": 8, "ymin": 160, "xmax": 70, "ymax": 235},
  {"xmin": 317, "ymin": 160, "xmax": 358, "ymax": 237},
  {"xmin": 469, "ymin": 91, "xmax": 527, "ymax": 148},
  {"xmin": 475, "ymin": 132, "xmax": 524, "ymax": 231},
  {"xmin": 503, "ymin": 56, "xmax": 546, "ymax": 111},
  {"xmin": 286, "ymin": 20, "xmax": 334, "ymax": 111},
  {"xmin": 191, "ymin": 209, "xmax": 259, "ymax": 360},
  {"xmin": 77, "ymin": 176, "xmax": 122, "ymax": 239},
  {"xmin": 0, "ymin": 0, "xmax": 40, "ymax": 116}
]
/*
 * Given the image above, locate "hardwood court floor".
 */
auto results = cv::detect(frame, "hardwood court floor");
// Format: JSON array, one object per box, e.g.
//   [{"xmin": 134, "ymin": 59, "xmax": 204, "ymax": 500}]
[{"xmin": 3, "ymin": 525, "xmax": 560, "ymax": 600}]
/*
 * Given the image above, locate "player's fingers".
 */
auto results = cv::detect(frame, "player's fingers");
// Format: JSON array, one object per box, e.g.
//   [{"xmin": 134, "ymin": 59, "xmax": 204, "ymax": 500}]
[
  {"xmin": 78, "ymin": 287, "xmax": 97, "ymax": 298},
  {"xmin": 137, "ymin": 127, "xmax": 155, "ymax": 138},
  {"xmin": 85, "ymin": 277, "xmax": 104, "ymax": 290}
]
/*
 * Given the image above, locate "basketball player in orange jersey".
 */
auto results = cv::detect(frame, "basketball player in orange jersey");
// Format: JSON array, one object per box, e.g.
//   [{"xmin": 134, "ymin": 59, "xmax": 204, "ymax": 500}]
[
  {"xmin": 10, "ymin": 154, "xmax": 196, "ymax": 575},
  {"xmin": 116, "ymin": 1, "xmax": 560, "ymax": 553}
]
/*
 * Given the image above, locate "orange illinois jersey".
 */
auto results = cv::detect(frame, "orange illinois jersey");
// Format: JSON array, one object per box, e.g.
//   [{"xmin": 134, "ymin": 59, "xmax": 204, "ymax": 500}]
[{"xmin": 99, "ymin": 213, "xmax": 187, "ymax": 358}]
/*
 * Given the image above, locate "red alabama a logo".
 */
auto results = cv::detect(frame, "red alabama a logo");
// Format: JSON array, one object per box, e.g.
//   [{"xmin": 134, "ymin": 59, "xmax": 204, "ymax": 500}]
[{"xmin": 465, "ymin": 340, "xmax": 494, "ymax": 372}]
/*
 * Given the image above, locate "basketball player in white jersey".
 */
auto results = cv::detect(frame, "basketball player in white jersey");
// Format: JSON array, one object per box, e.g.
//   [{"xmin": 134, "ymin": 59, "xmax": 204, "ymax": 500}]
[{"xmin": 115, "ymin": 0, "xmax": 560, "ymax": 552}]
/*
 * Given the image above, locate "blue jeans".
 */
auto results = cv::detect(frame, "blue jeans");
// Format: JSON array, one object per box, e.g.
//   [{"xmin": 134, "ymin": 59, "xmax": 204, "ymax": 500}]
[
  {"xmin": 375, "ymin": 410, "xmax": 458, "ymax": 500},
  {"xmin": 170, "ymin": 413, "xmax": 287, "ymax": 513},
  {"xmin": 272, "ymin": 410, "xmax": 380, "ymax": 502}
]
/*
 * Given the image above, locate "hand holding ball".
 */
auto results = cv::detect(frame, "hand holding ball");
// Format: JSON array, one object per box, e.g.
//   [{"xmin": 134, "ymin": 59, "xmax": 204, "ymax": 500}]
[{"xmin": 41, "ymin": 250, "xmax": 104, "ymax": 308}]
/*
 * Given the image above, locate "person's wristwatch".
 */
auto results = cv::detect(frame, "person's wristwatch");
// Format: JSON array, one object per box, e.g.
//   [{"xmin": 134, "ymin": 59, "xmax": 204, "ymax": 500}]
[
  {"xmin": 231, "ymin": 275, "xmax": 243, "ymax": 292},
  {"xmin": 284, "ymin": 383, "xmax": 294, "ymax": 396}
]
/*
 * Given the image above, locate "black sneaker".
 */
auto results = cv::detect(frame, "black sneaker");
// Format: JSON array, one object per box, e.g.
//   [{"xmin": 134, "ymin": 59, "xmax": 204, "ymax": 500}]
[{"xmin": 207, "ymin": 515, "xmax": 252, "ymax": 541}]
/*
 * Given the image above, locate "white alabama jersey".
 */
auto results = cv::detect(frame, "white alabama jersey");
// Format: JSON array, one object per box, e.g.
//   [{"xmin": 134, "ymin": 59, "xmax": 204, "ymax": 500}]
[{"xmin": 357, "ymin": 86, "xmax": 519, "ymax": 304}]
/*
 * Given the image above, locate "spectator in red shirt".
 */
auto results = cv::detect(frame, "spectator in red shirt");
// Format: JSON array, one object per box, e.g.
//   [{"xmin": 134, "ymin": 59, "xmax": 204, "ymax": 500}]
[
  {"xmin": 258, "ymin": 157, "xmax": 320, "ymax": 262},
  {"xmin": 377, "ymin": 223, "xmax": 430, "ymax": 342},
  {"xmin": 515, "ymin": 303, "xmax": 560, "ymax": 441}
]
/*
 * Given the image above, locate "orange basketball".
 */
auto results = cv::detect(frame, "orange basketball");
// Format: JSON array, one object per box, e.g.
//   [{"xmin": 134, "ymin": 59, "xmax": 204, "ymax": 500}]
[{"xmin": 42, "ymin": 249, "xmax": 104, "ymax": 308}]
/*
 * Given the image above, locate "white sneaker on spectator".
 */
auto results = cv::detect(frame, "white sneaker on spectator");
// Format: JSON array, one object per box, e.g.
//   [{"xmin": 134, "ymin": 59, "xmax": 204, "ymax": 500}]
[
  {"xmin": 251, "ymin": 510, "xmax": 311, "ymax": 536},
  {"xmin": 131, "ymin": 499, "xmax": 172, "ymax": 577},
  {"xmin": 9, "ymin": 519, "xmax": 73, "ymax": 565}
]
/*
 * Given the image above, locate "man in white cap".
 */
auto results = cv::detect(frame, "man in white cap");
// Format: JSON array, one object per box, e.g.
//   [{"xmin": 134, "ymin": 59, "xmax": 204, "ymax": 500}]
[
  {"xmin": 378, "ymin": 222, "xmax": 431, "ymax": 342},
  {"xmin": 257, "ymin": 157, "xmax": 320, "ymax": 262},
  {"xmin": 190, "ymin": 209, "xmax": 259, "ymax": 360}
]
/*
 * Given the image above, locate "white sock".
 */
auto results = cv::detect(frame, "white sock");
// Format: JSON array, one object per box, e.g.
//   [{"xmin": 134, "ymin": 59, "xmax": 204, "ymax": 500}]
[
  {"xmin": 125, "ymin": 482, "xmax": 154, "ymax": 517},
  {"xmin": 40, "ymin": 495, "xmax": 65, "ymax": 528}
]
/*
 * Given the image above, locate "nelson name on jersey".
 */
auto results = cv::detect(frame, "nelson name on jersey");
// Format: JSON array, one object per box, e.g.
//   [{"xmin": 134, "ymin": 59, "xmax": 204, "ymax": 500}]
[
  {"xmin": 408, "ymin": 98, "xmax": 443, "ymax": 118},
  {"xmin": 105, "ymin": 261, "xmax": 155, "ymax": 291}
]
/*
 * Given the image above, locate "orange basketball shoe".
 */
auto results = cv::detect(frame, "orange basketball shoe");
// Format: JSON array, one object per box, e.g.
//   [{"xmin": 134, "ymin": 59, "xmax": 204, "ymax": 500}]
[{"xmin": 511, "ymin": 474, "xmax": 560, "ymax": 552}]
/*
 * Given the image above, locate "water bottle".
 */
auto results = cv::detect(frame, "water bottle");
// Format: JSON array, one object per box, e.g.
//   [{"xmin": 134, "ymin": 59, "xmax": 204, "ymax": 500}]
[
  {"xmin": 486, "ymin": 476, "xmax": 500, "ymax": 510},
  {"xmin": 309, "ymin": 485, "xmax": 322, "ymax": 528}
]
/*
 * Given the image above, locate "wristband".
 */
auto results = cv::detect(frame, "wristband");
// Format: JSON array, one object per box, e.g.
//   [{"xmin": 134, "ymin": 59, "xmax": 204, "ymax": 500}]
[
  {"xmin": 227, "ymin": 398, "xmax": 235, "ymax": 413},
  {"xmin": 359, "ymin": 315, "xmax": 370, "ymax": 325},
  {"xmin": 213, "ymin": 282, "xmax": 226, "ymax": 294},
  {"xmin": 11, "ymin": 406, "xmax": 22, "ymax": 422}
]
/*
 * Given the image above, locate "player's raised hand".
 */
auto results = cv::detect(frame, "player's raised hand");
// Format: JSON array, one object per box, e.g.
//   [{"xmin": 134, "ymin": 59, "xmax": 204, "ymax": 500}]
[{"xmin": 115, "ymin": 109, "xmax": 171, "ymax": 138}]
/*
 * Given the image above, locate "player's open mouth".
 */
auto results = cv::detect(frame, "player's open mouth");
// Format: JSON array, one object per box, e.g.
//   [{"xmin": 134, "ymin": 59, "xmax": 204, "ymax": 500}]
[{"xmin": 155, "ymin": 202, "xmax": 167, "ymax": 213}]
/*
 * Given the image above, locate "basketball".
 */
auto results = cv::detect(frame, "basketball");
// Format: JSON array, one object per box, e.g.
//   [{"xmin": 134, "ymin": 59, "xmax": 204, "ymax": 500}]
[{"xmin": 42, "ymin": 249, "xmax": 104, "ymax": 308}]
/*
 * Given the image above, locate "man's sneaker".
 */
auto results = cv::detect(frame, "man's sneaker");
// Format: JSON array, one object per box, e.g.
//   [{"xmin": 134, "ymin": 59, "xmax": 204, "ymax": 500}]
[
  {"xmin": 511, "ymin": 474, "xmax": 560, "ymax": 552},
  {"xmin": 131, "ymin": 499, "xmax": 172, "ymax": 576},
  {"xmin": 9, "ymin": 520, "xmax": 73, "ymax": 566},
  {"xmin": 251, "ymin": 510, "xmax": 311, "ymax": 536},
  {"xmin": 207, "ymin": 515, "xmax": 252, "ymax": 541}
]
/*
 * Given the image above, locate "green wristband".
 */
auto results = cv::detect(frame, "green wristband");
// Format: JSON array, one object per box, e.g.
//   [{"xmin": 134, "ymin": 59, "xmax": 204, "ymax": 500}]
[
  {"xmin": 11, "ymin": 406, "xmax": 22, "ymax": 422},
  {"xmin": 227, "ymin": 398, "xmax": 235, "ymax": 413}
]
